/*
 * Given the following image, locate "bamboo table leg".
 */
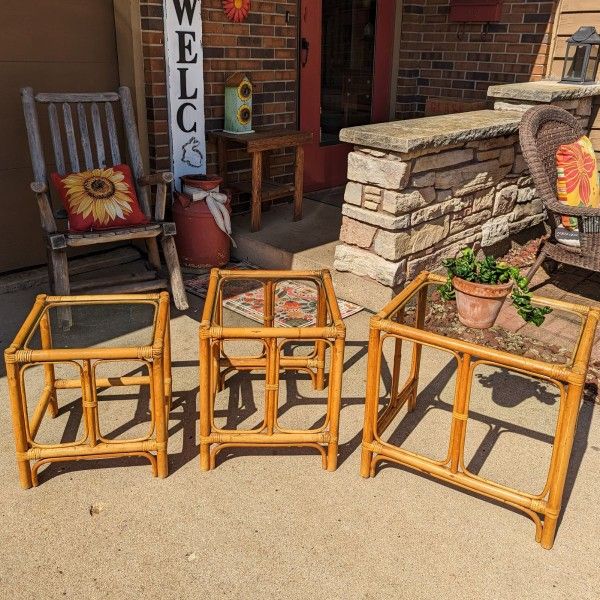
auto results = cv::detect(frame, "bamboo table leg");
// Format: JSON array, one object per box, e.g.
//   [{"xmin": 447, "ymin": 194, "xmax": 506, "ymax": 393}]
[
  {"xmin": 250, "ymin": 150, "xmax": 263, "ymax": 232},
  {"xmin": 293, "ymin": 145, "xmax": 304, "ymax": 222},
  {"xmin": 540, "ymin": 381, "xmax": 584, "ymax": 549}
]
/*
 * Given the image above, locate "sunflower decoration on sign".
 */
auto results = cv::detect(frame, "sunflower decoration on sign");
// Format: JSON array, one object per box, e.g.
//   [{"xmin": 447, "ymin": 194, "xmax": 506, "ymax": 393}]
[
  {"xmin": 63, "ymin": 168, "xmax": 133, "ymax": 224},
  {"xmin": 223, "ymin": 0, "xmax": 250, "ymax": 23}
]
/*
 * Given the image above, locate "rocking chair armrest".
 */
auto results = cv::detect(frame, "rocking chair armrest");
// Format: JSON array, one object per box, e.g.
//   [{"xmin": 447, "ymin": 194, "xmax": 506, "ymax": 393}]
[
  {"xmin": 138, "ymin": 172, "xmax": 173, "ymax": 221},
  {"xmin": 30, "ymin": 181, "xmax": 48, "ymax": 194},
  {"xmin": 138, "ymin": 172, "xmax": 174, "ymax": 187},
  {"xmin": 30, "ymin": 181, "xmax": 57, "ymax": 233}
]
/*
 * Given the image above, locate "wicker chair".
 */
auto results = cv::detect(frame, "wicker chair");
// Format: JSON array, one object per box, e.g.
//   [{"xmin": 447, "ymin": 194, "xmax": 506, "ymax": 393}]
[{"xmin": 519, "ymin": 105, "xmax": 600, "ymax": 281}]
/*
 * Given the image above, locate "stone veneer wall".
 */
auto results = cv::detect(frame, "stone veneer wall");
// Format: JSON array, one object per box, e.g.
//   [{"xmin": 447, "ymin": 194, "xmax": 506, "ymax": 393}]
[{"xmin": 334, "ymin": 96, "xmax": 594, "ymax": 291}]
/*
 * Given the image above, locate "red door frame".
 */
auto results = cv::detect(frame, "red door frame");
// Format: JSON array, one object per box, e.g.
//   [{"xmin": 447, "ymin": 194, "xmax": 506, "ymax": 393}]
[{"xmin": 299, "ymin": 0, "xmax": 396, "ymax": 192}]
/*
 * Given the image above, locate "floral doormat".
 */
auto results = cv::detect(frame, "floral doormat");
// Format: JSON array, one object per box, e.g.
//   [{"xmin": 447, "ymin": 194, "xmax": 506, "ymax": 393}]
[{"xmin": 184, "ymin": 262, "xmax": 363, "ymax": 328}]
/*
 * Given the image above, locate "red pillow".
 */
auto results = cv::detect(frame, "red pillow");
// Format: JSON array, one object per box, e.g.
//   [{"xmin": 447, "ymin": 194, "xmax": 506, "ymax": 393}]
[{"xmin": 50, "ymin": 164, "xmax": 148, "ymax": 232}]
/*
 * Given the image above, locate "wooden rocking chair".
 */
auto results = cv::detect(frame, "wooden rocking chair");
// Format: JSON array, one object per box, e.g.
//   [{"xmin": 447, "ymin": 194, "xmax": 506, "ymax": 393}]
[{"xmin": 21, "ymin": 86, "xmax": 189, "ymax": 310}]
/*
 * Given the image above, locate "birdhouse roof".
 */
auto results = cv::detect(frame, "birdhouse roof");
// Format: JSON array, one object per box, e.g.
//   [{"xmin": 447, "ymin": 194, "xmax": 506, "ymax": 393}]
[{"xmin": 226, "ymin": 72, "xmax": 249, "ymax": 87}]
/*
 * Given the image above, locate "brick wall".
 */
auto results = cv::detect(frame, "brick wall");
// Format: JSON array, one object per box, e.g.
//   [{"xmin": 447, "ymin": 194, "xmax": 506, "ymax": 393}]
[
  {"xmin": 396, "ymin": 0, "xmax": 559, "ymax": 119},
  {"xmin": 140, "ymin": 0, "xmax": 298, "ymax": 197}
]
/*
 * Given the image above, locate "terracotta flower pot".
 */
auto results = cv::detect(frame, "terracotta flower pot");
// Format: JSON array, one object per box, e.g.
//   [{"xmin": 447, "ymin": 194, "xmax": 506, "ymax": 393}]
[
  {"xmin": 452, "ymin": 276, "xmax": 513, "ymax": 329},
  {"xmin": 181, "ymin": 174, "xmax": 223, "ymax": 191}
]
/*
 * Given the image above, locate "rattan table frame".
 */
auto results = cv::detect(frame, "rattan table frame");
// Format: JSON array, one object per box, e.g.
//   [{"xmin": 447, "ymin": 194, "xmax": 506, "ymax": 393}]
[
  {"xmin": 360, "ymin": 271, "xmax": 599, "ymax": 549},
  {"xmin": 199, "ymin": 269, "xmax": 346, "ymax": 471},
  {"xmin": 4, "ymin": 292, "xmax": 172, "ymax": 488}
]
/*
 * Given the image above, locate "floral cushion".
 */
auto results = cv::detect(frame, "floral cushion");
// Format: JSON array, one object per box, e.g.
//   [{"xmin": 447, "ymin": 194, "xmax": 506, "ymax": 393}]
[
  {"xmin": 555, "ymin": 135, "xmax": 600, "ymax": 241},
  {"xmin": 50, "ymin": 165, "xmax": 148, "ymax": 232}
]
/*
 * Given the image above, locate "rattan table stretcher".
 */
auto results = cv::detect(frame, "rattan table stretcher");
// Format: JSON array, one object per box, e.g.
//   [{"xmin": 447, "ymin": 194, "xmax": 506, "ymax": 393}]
[
  {"xmin": 199, "ymin": 269, "xmax": 346, "ymax": 470},
  {"xmin": 360, "ymin": 271, "xmax": 599, "ymax": 549},
  {"xmin": 4, "ymin": 292, "xmax": 172, "ymax": 488}
]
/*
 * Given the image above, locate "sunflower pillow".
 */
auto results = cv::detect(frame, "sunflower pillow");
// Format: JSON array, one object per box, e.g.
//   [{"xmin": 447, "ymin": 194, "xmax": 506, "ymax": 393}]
[
  {"xmin": 556, "ymin": 136, "xmax": 600, "ymax": 240},
  {"xmin": 50, "ymin": 164, "xmax": 148, "ymax": 232}
]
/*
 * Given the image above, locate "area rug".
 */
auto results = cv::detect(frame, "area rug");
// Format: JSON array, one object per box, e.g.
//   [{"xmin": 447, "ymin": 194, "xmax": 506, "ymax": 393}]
[{"xmin": 184, "ymin": 262, "xmax": 363, "ymax": 327}]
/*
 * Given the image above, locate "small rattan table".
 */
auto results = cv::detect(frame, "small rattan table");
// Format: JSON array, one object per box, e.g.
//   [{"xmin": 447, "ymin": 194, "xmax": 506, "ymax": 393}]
[
  {"xmin": 199, "ymin": 269, "xmax": 345, "ymax": 470},
  {"xmin": 4, "ymin": 292, "xmax": 172, "ymax": 488},
  {"xmin": 361, "ymin": 271, "xmax": 599, "ymax": 549}
]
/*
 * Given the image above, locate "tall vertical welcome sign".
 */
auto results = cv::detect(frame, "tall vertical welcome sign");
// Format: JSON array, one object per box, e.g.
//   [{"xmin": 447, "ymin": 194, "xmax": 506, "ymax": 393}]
[{"xmin": 164, "ymin": 0, "xmax": 206, "ymax": 190}]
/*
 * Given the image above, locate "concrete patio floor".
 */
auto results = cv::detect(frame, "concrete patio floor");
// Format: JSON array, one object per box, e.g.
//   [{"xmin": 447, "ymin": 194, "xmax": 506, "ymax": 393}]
[{"xmin": 1, "ymin": 268, "xmax": 599, "ymax": 599}]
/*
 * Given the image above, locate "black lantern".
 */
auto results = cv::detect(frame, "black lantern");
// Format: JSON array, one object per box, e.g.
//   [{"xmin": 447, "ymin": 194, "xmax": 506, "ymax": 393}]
[{"xmin": 560, "ymin": 26, "xmax": 600, "ymax": 84}]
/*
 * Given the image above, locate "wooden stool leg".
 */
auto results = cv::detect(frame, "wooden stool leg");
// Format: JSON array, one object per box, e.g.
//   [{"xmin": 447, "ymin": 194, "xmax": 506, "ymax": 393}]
[
  {"xmin": 251, "ymin": 151, "xmax": 263, "ymax": 232},
  {"xmin": 361, "ymin": 326, "xmax": 381, "ymax": 478},
  {"xmin": 540, "ymin": 382, "xmax": 583, "ymax": 549},
  {"xmin": 326, "ymin": 337, "xmax": 345, "ymax": 471},
  {"xmin": 50, "ymin": 248, "xmax": 72, "ymax": 328},
  {"xmin": 217, "ymin": 137, "xmax": 228, "ymax": 185},
  {"xmin": 39, "ymin": 312, "xmax": 58, "ymax": 417},
  {"xmin": 146, "ymin": 238, "xmax": 161, "ymax": 270},
  {"xmin": 293, "ymin": 145, "xmax": 304, "ymax": 222},
  {"xmin": 6, "ymin": 361, "xmax": 33, "ymax": 489}
]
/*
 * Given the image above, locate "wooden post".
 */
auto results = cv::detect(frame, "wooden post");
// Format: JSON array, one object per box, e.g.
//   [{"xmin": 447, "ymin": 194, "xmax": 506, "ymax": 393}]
[{"xmin": 250, "ymin": 150, "xmax": 263, "ymax": 232}]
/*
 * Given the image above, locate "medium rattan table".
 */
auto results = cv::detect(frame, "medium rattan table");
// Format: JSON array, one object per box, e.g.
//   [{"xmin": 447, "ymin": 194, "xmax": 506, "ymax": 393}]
[
  {"xmin": 199, "ymin": 268, "xmax": 345, "ymax": 470},
  {"xmin": 361, "ymin": 271, "xmax": 599, "ymax": 549},
  {"xmin": 4, "ymin": 292, "xmax": 172, "ymax": 488}
]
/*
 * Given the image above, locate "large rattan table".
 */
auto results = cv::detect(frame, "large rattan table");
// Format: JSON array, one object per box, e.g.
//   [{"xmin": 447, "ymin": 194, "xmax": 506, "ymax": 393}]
[
  {"xmin": 199, "ymin": 268, "xmax": 346, "ymax": 470},
  {"xmin": 361, "ymin": 271, "xmax": 599, "ymax": 549},
  {"xmin": 4, "ymin": 292, "xmax": 172, "ymax": 488}
]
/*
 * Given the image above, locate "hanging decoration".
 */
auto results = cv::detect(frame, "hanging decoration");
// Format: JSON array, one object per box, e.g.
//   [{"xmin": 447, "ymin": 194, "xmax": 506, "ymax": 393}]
[{"xmin": 223, "ymin": 0, "xmax": 251, "ymax": 23}]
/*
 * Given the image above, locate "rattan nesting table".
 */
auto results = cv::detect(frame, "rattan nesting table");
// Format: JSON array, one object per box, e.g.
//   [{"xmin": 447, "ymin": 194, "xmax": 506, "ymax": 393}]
[
  {"xmin": 199, "ymin": 268, "xmax": 346, "ymax": 470},
  {"xmin": 4, "ymin": 292, "xmax": 172, "ymax": 488},
  {"xmin": 361, "ymin": 271, "xmax": 599, "ymax": 549}
]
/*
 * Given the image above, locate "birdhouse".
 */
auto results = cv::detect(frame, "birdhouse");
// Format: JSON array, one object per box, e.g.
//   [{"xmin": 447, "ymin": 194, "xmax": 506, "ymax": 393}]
[{"xmin": 224, "ymin": 73, "xmax": 253, "ymax": 134}]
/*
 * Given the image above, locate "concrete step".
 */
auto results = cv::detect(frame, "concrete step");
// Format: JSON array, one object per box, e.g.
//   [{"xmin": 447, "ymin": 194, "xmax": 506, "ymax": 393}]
[{"xmin": 231, "ymin": 199, "xmax": 393, "ymax": 312}]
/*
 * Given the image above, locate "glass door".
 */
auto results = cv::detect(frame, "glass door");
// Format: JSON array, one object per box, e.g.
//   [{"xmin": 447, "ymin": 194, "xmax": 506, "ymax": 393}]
[{"xmin": 300, "ymin": 0, "xmax": 395, "ymax": 191}]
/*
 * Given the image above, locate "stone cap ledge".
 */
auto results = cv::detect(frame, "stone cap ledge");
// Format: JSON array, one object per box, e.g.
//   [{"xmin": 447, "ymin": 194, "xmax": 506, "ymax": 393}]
[
  {"xmin": 487, "ymin": 80, "xmax": 600, "ymax": 103},
  {"xmin": 339, "ymin": 110, "xmax": 522, "ymax": 154}
]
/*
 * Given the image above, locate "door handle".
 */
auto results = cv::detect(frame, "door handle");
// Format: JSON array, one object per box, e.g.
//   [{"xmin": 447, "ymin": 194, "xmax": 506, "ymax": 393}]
[{"xmin": 301, "ymin": 38, "xmax": 309, "ymax": 67}]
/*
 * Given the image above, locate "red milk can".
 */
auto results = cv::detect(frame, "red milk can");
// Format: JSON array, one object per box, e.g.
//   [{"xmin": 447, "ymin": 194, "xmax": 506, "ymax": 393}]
[{"xmin": 172, "ymin": 190, "xmax": 231, "ymax": 268}]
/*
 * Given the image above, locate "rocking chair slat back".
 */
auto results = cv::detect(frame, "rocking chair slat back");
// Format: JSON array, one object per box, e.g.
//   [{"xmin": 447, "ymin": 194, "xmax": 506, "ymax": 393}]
[
  {"xmin": 22, "ymin": 87, "xmax": 150, "ymax": 218},
  {"xmin": 91, "ymin": 102, "xmax": 106, "ymax": 169},
  {"xmin": 21, "ymin": 87, "xmax": 47, "ymax": 183},
  {"xmin": 76, "ymin": 102, "xmax": 94, "ymax": 171},
  {"xmin": 47, "ymin": 103, "xmax": 66, "ymax": 175},
  {"xmin": 62, "ymin": 103, "xmax": 80, "ymax": 173},
  {"xmin": 105, "ymin": 102, "xmax": 121, "ymax": 166},
  {"xmin": 35, "ymin": 92, "xmax": 120, "ymax": 103},
  {"xmin": 118, "ymin": 86, "xmax": 151, "ymax": 218}
]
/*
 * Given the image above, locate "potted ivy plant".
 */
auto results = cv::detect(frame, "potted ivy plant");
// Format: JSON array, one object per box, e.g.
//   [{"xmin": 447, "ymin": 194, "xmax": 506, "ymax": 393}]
[{"xmin": 438, "ymin": 248, "xmax": 551, "ymax": 329}]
